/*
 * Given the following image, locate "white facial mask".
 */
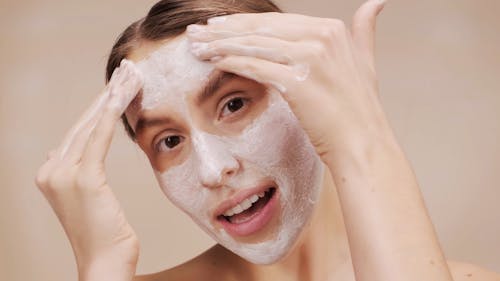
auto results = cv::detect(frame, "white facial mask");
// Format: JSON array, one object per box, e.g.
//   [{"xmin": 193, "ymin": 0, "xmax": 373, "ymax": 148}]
[
  {"xmin": 136, "ymin": 37, "xmax": 214, "ymax": 111},
  {"xmin": 131, "ymin": 35, "xmax": 324, "ymax": 264}
]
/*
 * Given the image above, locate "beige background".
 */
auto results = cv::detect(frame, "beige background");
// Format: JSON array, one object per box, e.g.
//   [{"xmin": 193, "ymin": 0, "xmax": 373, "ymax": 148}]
[{"xmin": 1, "ymin": 0, "xmax": 499, "ymax": 280}]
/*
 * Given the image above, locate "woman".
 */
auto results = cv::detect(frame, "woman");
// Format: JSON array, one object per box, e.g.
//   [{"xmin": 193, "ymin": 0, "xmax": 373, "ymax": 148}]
[{"xmin": 35, "ymin": 0, "xmax": 500, "ymax": 280}]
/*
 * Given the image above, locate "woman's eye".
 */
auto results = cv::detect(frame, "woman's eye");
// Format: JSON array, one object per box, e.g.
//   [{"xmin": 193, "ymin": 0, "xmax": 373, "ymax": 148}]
[
  {"xmin": 221, "ymin": 97, "xmax": 246, "ymax": 117},
  {"xmin": 157, "ymin": 135, "xmax": 183, "ymax": 152}
]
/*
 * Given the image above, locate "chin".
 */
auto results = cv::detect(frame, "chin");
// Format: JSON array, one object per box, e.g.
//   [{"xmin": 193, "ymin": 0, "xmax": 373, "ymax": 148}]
[
  {"xmin": 215, "ymin": 214, "xmax": 313, "ymax": 265},
  {"xmin": 210, "ymin": 184, "xmax": 324, "ymax": 265}
]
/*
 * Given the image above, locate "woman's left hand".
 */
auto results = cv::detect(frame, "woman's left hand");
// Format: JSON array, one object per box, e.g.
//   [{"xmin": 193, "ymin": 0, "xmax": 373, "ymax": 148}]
[
  {"xmin": 187, "ymin": 0, "xmax": 393, "ymax": 164},
  {"xmin": 188, "ymin": 2, "xmax": 456, "ymax": 280}
]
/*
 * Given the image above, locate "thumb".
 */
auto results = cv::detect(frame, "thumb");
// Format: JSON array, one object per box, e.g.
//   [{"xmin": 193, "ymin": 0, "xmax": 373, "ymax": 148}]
[{"xmin": 351, "ymin": 0, "xmax": 387, "ymax": 67}]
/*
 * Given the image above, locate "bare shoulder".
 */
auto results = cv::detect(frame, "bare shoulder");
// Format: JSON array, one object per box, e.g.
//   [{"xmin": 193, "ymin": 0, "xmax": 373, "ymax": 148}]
[
  {"xmin": 134, "ymin": 256, "xmax": 500, "ymax": 281},
  {"xmin": 448, "ymin": 260, "xmax": 500, "ymax": 281},
  {"xmin": 133, "ymin": 244, "xmax": 240, "ymax": 281}
]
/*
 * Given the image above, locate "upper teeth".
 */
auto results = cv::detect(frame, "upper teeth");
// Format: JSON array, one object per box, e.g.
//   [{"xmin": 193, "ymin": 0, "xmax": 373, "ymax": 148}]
[{"xmin": 223, "ymin": 192, "xmax": 265, "ymax": 217}]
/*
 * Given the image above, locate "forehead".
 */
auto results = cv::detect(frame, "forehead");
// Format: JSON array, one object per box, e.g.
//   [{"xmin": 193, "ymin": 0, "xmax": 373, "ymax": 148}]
[{"xmin": 126, "ymin": 35, "xmax": 215, "ymax": 128}]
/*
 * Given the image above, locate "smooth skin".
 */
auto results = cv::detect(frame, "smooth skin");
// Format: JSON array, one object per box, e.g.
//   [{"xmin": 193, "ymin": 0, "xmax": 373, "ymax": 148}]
[{"xmin": 35, "ymin": 0, "xmax": 500, "ymax": 280}]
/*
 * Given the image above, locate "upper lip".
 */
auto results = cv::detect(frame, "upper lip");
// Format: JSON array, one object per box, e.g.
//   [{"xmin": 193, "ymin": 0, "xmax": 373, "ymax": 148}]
[{"xmin": 213, "ymin": 182, "xmax": 275, "ymax": 219}]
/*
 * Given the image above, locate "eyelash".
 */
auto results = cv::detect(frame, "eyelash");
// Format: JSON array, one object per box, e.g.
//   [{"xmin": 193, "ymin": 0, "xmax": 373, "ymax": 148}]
[
  {"xmin": 155, "ymin": 135, "xmax": 184, "ymax": 153},
  {"xmin": 154, "ymin": 96, "xmax": 249, "ymax": 153},
  {"xmin": 219, "ymin": 96, "xmax": 249, "ymax": 119}
]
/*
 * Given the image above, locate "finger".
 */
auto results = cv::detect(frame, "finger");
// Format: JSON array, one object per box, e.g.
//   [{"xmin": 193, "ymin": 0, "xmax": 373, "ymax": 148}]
[
  {"xmin": 351, "ymin": 0, "xmax": 386, "ymax": 67},
  {"xmin": 60, "ymin": 94, "xmax": 111, "ymax": 163},
  {"xmin": 213, "ymin": 55, "xmax": 296, "ymax": 96},
  {"xmin": 47, "ymin": 149, "xmax": 58, "ymax": 160},
  {"xmin": 187, "ymin": 12, "xmax": 321, "ymax": 42},
  {"xmin": 58, "ymin": 89, "xmax": 109, "ymax": 159},
  {"xmin": 81, "ymin": 60, "xmax": 143, "ymax": 166},
  {"xmin": 58, "ymin": 62, "xmax": 125, "ymax": 160},
  {"xmin": 58, "ymin": 59, "xmax": 132, "ymax": 163},
  {"xmin": 190, "ymin": 35, "xmax": 295, "ymax": 65}
]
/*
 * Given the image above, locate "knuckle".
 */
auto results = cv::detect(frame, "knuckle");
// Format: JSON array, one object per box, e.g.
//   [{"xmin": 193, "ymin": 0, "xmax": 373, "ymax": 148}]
[
  {"xmin": 35, "ymin": 161, "xmax": 57, "ymax": 192},
  {"xmin": 75, "ymin": 167, "xmax": 104, "ymax": 190},
  {"xmin": 313, "ymin": 42, "xmax": 328, "ymax": 55},
  {"xmin": 328, "ymin": 18, "xmax": 346, "ymax": 31},
  {"xmin": 103, "ymin": 92, "xmax": 122, "ymax": 115},
  {"xmin": 318, "ymin": 19, "xmax": 346, "ymax": 41},
  {"xmin": 35, "ymin": 169, "xmax": 50, "ymax": 191},
  {"xmin": 317, "ymin": 26, "xmax": 331, "ymax": 41},
  {"xmin": 104, "ymin": 101, "xmax": 121, "ymax": 116},
  {"xmin": 75, "ymin": 169, "xmax": 92, "ymax": 189},
  {"xmin": 41, "ymin": 166, "xmax": 76, "ymax": 194},
  {"xmin": 46, "ymin": 149, "xmax": 57, "ymax": 160},
  {"xmin": 302, "ymin": 42, "xmax": 328, "ymax": 61},
  {"xmin": 263, "ymin": 12, "xmax": 280, "ymax": 20},
  {"xmin": 46, "ymin": 170, "xmax": 67, "ymax": 190},
  {"xmin": 209, "ymin": 41, "xmax": 223, "ymax": 54},
  {"xmin": 241, "ymin": 59, "xmax": 258, "ymax": 72},
  {"xmin": 90, "ymin": 123, "xmax": 104, "ymax": 139},
  {"xmin": 239, "ymin": 35, "xmax": 256, "ymax": 45}
]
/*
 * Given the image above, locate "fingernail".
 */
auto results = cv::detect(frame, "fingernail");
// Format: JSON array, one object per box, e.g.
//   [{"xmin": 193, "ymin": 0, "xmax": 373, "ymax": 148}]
[
  {"xmin": 187, "ymin": 24, "xmax": 205, "ymax": 34},
  {"xmin": 114, "ymin": 59, "xmax": 127, "ymax": 78},
  {"xmin": 208, "ymin": 16, "xmax": 226, "ymax": 25},
  {"xmin": 190, "ymin": 42, "xmax": 209, "ymax": 56},
  {"xmin": 118, "ymin": 63, "xmax": 129, "ymax": 78},
  {"xmin": 111, "ymin": 66, "xmax": 122, "ymax": 81},
  {"xmin": 210, "ymin": 56, "xmax": 223, "ymax": 63}
]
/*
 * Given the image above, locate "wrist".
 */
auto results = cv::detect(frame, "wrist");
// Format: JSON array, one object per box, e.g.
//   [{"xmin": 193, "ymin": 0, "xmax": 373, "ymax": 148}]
[
  {"xmin": 79, "ymin": 260, "xmax": 137, "ymax": 281},
  {"xmin": 77, "ymin": 251, "xmax": 139, "ymax": 281},
  {"xmin": 323, "ymin": 126, "xmax": 403, "ymax": 171}
]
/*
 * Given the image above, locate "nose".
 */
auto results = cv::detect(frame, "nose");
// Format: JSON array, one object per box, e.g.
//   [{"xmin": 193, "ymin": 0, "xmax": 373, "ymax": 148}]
[{"xmin": 192, "ymin": 131, "xmax": 240, "ymax": 189}]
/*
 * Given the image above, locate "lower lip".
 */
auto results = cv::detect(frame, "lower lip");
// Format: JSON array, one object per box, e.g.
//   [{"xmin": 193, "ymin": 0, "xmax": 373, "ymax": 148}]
[{"xmin": 217, "ymin": 188, "xmax": 279, "ymax": 237}]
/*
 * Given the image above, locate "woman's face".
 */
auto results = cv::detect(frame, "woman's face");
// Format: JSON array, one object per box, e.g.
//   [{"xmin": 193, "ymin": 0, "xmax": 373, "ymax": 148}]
[{"xmin": 126, "ymin": 35, "xmax": 324, "ymax": 264}]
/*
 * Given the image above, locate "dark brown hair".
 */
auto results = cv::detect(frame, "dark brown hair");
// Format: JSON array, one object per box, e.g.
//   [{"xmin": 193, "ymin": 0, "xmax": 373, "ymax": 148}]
[{"xmin": 105, "ymin": 0, "xmax": 282, "ymax": 139}]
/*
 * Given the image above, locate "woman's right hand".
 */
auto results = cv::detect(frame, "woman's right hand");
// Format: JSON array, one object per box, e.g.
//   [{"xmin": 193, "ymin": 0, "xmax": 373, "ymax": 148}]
[{"xmin": 35, "ymin": 60, "xmax": 143, "ymax": 281}]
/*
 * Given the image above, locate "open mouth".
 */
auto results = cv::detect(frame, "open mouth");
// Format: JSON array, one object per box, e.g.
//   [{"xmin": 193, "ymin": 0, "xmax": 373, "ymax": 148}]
[
  {"xmin": 218, "ymin": 187, "xmax": 276, "ymax": 224},
  {"xmin": 216, "ymin": 187, "xmax": 278, "ymax": 236}
]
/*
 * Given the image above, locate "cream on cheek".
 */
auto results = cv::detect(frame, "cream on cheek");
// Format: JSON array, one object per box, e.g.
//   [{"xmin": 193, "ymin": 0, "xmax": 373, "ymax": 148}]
[{"xmin": 135, "ymin": 36, "xmax": 324, "ymax": 264}]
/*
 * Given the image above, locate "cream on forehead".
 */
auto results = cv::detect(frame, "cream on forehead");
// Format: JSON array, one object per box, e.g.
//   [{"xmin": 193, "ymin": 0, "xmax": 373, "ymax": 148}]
[{"xmin": 136, "ymin": 36, "xmax": 214, "ymax": 110}]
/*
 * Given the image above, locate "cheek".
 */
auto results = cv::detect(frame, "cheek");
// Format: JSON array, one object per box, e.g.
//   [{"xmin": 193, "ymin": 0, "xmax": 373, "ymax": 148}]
[
  {"xmin": 234, "ymin": 93, "xmax": 323, "ymax": 207},
  {"xmin": 154, "ymin": 156, "xmax": 209, "ymax": 217},
  {"xmin": 231, "ymin": 95, "xmax": 306, "ymax": 172}
]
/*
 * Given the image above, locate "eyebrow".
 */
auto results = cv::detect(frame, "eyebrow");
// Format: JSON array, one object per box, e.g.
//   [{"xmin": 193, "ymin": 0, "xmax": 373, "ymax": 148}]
[
  {"xmin": 133, "ymin": 71, "xmax": 237, "ymax": 135},
  {"xmin": 134, "ymin": 116, "xmax": 174, "ymax": 137},
  {"xmin": 196, "ymin": 71, "xmax": 237, "ymax": 105}
]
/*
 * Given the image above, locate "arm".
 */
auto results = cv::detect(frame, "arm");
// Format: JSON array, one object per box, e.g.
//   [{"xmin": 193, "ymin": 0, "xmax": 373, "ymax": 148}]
[
  {"xmin": 35, "ymin": 60, "xmax": 142, "ymax": 281},
  {"xmin": 324, "ymin": 125, "xmax": 452, "ymax": 280},
  {"xmin": 187, "ymin": 1, "xmax": 455, "ymax": 280}
]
